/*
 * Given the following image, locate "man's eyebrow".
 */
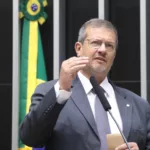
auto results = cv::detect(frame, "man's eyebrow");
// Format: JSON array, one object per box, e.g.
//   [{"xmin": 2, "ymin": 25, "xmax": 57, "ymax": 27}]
[{"xmin": 93, "ymin": 39, "xmax": 115, "ymax": 44}]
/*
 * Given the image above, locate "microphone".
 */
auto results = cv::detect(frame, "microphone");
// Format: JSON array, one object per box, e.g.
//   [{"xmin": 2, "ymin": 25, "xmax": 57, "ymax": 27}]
[{"xmin": 90, "ymin": 76, "xmax": 131, "ymax": 150}]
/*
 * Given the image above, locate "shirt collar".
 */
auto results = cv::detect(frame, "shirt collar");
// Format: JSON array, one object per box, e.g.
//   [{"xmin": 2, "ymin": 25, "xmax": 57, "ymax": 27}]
[{"xmin": 77, "ymin": 72, "xmax": 110, "ymax": 96}]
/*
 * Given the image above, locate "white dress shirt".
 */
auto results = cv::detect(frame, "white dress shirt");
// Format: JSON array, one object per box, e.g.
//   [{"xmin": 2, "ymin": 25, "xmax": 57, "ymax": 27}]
[{"xmin": 54, "ymin": 72, "xmax": 123, "ymax": 133}]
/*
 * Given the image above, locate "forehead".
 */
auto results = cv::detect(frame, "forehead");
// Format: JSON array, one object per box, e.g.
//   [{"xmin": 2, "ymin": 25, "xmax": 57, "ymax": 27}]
[{"xmin": 85, "ymin": 26, "xmax": 116, "ymax": 43}]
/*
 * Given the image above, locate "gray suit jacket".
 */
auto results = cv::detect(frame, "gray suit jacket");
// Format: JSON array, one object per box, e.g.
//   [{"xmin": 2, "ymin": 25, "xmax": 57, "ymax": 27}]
[{"xmin": 20, "ymin": 77, "xmax": 150, "ymax": 150}]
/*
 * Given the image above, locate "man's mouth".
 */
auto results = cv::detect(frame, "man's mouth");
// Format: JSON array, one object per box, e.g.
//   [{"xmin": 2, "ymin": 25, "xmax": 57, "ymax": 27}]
[{"xmin": 94, "ymin": 57, "xmax": 107, "ymax": 63}]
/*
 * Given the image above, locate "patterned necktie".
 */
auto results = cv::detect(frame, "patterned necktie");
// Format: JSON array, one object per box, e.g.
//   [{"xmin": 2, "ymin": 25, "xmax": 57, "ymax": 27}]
[{"xmin": 93, "ymin": 86, "xmax": 111, "ymax": 150}]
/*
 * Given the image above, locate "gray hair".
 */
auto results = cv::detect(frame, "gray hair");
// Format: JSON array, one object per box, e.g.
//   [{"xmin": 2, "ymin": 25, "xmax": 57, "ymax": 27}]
[{"xmin": 78, "ymin": 18, "xmax": 118, "ymax": 47}]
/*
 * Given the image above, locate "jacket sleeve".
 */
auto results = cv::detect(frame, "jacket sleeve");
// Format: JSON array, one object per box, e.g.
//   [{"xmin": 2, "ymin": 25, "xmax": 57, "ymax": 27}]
[
  {"xmin": 19, "ymin": 81, "xmax": 65, "ymax": 147},
  {"xmin": 146, "ymin": 102, "xmax": 150, "ymax": 150}
]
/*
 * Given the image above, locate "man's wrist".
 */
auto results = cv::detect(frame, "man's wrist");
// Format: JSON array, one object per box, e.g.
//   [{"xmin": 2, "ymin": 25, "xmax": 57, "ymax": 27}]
[{"xmin": 54, "ymin": 81, "xmax": 72, "ymax": 104}]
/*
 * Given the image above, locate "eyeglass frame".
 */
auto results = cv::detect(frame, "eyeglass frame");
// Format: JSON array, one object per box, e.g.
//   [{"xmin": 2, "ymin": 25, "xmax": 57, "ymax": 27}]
[{"xmin": 83, "ymin": 38, "xmax": 117, "ymax": 52}]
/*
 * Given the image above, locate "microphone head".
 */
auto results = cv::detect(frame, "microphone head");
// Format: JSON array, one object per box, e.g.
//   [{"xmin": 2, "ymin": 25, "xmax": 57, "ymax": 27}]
[{"xmin": 90, "ymin": 76, "xmax": 111, "ymax": 111}]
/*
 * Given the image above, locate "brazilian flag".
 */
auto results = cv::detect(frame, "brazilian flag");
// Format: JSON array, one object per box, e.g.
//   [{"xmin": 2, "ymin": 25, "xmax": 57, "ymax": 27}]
[{"xmin": 19, "ymin": 0, "xmax": 47, "ymax": 149}]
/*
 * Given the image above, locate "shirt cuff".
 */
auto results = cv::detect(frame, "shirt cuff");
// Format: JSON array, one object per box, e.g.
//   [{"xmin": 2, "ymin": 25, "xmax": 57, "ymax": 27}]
[{"xmin": 54, "ymin": 81, "xmax": 72, "ymax": 104}]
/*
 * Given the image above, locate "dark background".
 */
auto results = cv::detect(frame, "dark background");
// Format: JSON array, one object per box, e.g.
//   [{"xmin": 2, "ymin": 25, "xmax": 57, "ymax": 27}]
[
  {"xmin": 109, "ymin": 0, "xmax": 140, "ymax": 95},
  {"xmin": 65, "ymin": 0, "xmax": 98, "ymax": 57},
  {"xmin": 0, "ymin": 0, "xmax": 12, "ymax": 149}
]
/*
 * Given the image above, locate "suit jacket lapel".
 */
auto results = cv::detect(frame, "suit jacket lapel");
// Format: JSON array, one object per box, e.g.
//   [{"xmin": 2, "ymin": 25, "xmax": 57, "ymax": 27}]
[
  {"xmin": 71, "ymin": 77, "xmax": 100, "ymax": 140},
  {"xmin": 114, "ymin": 86, "xmax": 132, "ymax": 139}
]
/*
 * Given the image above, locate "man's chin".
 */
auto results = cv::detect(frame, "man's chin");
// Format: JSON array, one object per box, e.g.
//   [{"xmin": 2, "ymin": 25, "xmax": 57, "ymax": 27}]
[{"xmin": 91, "ymin": 66, "xmax": 107, "ymax": 74}]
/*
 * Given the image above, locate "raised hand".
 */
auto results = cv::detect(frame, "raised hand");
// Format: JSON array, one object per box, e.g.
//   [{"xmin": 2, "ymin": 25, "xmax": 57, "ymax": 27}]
[{"xmin": 59, "ymin": 56, "xmax": 89, "ymax": 91}]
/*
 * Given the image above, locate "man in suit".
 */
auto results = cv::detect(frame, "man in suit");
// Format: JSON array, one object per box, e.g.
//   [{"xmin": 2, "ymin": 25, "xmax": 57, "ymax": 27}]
[{"xmin": 20, "ymin": 18, "xmax": 150, "ymax": 150}]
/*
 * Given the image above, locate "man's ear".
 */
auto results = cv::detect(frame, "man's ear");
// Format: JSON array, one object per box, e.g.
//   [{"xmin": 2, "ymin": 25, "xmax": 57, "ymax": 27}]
[{"xmin": 74, "ymin": 42, "xmax": 82, "ymax": 57}]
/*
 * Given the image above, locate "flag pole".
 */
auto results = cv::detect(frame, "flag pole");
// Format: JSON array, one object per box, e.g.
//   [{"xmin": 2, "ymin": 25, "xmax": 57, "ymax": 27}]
[{"xmin": 12, "ymin": 0, "xmax": 20, "ymax": 149}]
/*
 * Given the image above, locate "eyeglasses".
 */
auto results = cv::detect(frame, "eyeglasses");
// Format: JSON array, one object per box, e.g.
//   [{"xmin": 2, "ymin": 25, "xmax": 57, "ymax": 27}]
[{"xmin": 85, "ymin": 39, "xmax": 116, "ymax": 52}]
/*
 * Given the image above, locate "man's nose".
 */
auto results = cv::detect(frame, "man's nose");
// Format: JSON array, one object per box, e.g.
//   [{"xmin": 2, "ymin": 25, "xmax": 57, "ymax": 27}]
[{"xmin": 97, "ymin": 43, "xmax": 106, "ymax": 53}]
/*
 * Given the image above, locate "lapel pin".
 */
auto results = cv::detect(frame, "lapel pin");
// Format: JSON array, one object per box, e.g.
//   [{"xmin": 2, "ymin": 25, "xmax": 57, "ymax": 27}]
[{"xmin": 126, "ymin": 104, "xmax": 130, "ymax": 107}]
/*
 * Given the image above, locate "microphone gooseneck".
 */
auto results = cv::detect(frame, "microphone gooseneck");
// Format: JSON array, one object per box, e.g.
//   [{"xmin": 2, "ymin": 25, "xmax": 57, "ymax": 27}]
[
  {"xmin": 90, "ymin": 76, "xmax": 131, "ymax": 150},
  {"xmin": 90, "ymin": 76, "xmax": 111, "ymax": 111}
]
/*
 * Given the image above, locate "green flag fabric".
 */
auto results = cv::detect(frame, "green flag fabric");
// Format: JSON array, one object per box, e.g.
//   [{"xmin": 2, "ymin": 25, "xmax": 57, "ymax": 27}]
[{"xmin": 19, "ymin": 0, "xmax": 48, "ymax": 149}]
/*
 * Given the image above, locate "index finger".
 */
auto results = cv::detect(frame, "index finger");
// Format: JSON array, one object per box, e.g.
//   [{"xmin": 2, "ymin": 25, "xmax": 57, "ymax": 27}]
[
  {"xmin": 76, "ymin": 56, "xmax": 89, "ymax": 60},
  {"xmin": 115, "ymin": 142, "xmax": 138, "ymax": 150},
  {"xmin": 115, "ymin": 143, "xmax": 128, "ymax": 150}
]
